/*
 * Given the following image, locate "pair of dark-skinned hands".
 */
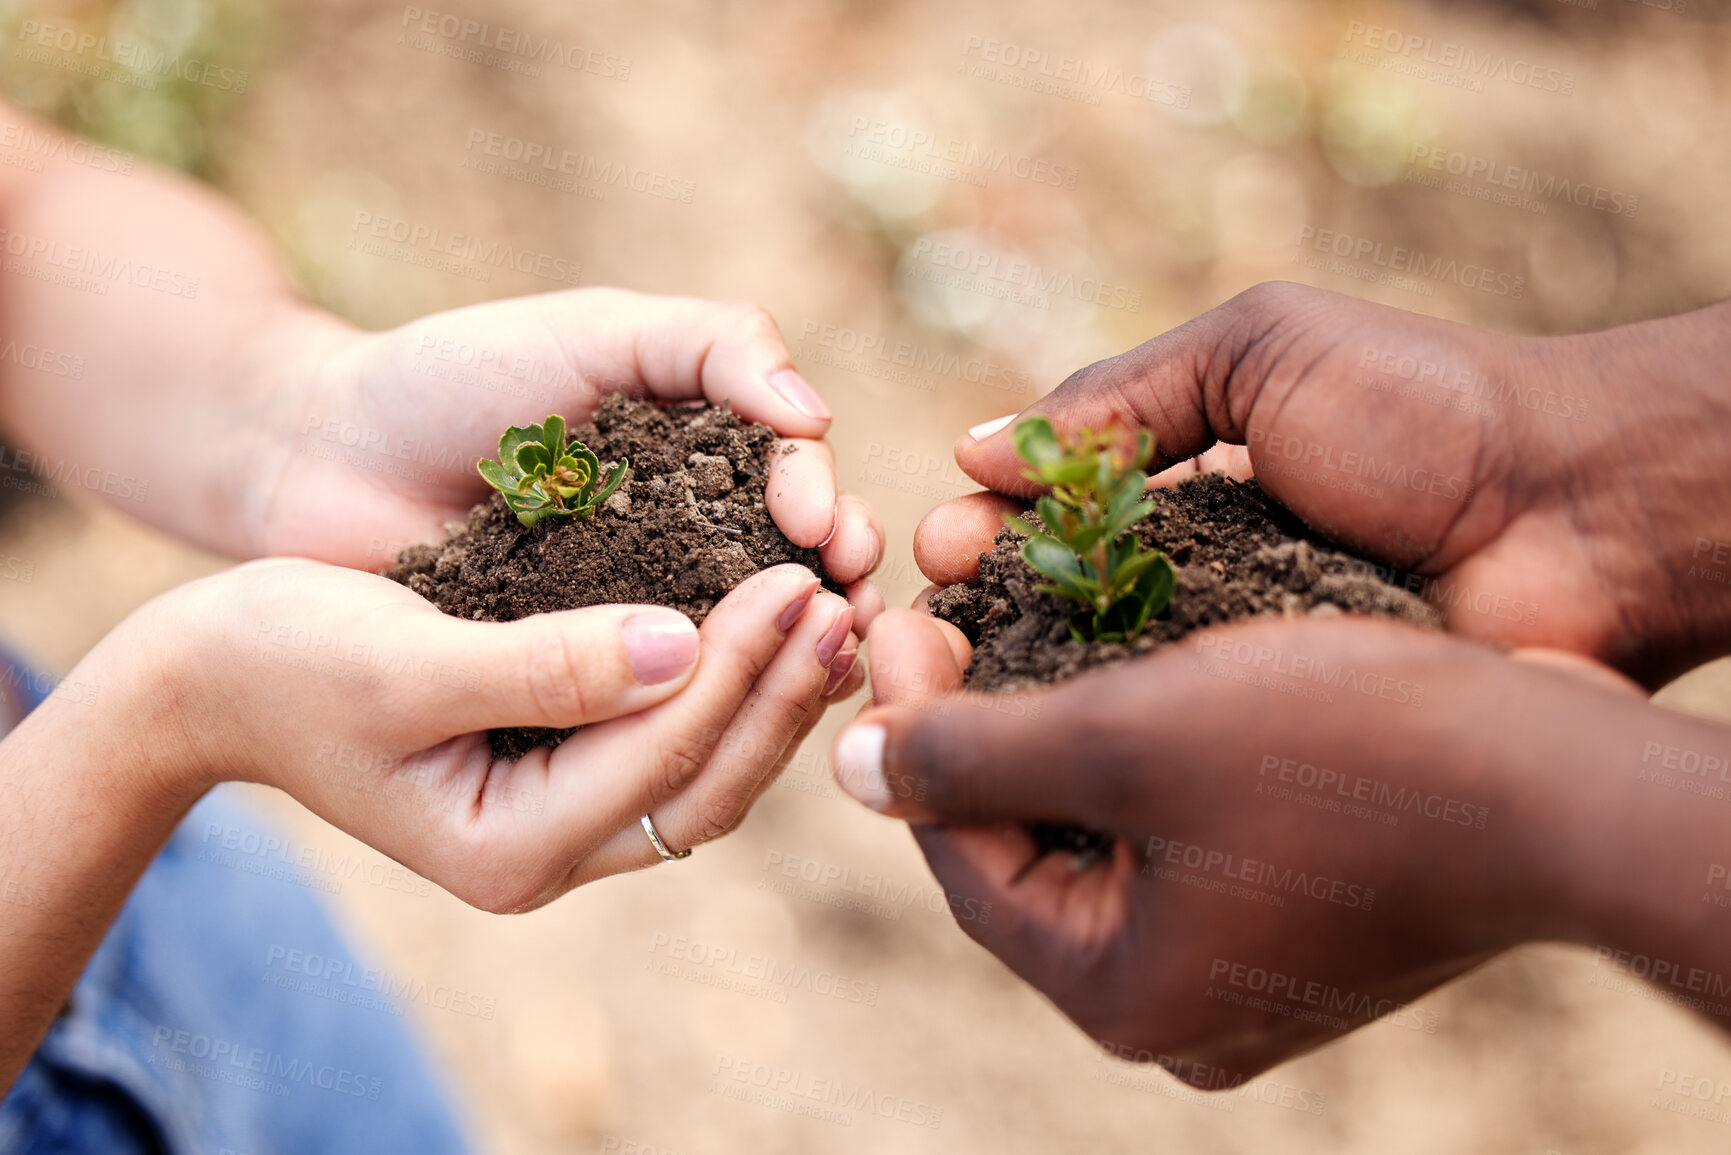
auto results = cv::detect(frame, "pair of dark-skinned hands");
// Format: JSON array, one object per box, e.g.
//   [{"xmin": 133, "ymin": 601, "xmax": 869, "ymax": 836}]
[{"xmin": 830, "ymin": 282, "xmax": 1731, "ymax": 1080}]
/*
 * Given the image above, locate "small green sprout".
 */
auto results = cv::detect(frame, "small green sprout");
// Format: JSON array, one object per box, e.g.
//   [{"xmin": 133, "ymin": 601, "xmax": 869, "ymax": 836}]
[
  {"xmin": 477, "ymin": 414, "xmax": 630, "ymax": 529},
  {"xmin": 1001, "ymin": 416, "xmax": 1176, "ymax": 643}
]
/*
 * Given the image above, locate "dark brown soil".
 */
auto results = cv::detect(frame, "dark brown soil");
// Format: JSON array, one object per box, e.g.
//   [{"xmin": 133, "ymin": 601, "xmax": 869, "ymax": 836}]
[
  {"xmin": 932, "ymin": 473, "xmax": 1441, "ymax": 692},
  {"xmin": 930, "ymin": 474, "xmax": 1442, "ymax": 865},
  {"xmin": 386, "ymin": 396, "xmax": 835, "ymax": 759}
]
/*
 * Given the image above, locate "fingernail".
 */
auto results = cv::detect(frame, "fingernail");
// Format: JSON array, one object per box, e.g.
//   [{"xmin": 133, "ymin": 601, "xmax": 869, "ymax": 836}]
[
  {"xmin": 818, "ymin": 503, "xmax": 840, "ymax": 548},
  {"xmin": 967, "ymin": 414, "xmax": 1016, "ymax": 441},
  {"xmin": 769, "ymin": 369, "xmax": 832, "ymax": 421},
  {"xmin": 622, "ymin": 611, "xmax": 700, "ymax": 685},
  {"xmin": 815, "ymin": 606, "xmax": 856, "ymax": 668},
  {"xmin": 835, "ymin": 724, "xmax": 889, "ymax": 810},
  {"xmin": 822, "ymin": 649, "xmax": 858, "ymax": 697},
  {"xmin": 777, "ymin": 578, "xmax": 821, "ymax": 633}
]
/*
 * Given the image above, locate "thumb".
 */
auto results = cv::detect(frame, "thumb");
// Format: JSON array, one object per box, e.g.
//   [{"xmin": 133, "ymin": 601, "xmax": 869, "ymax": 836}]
[
  {"xmin": 952, "ymin": 281, "xmax": 1322, "ymax": 496},
  {"xmin": 832, "ymin": 663, "xmax": 1128, "ymax": 828},
  {"xmin": 402, "ymin": 601, "xmax": 703, "ymax": 736}
]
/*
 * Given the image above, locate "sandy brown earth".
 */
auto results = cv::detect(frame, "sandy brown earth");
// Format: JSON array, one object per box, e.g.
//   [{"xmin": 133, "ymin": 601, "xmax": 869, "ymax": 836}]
[{"xmin": 4, "ymin": 0, "xmax": 1731, "ymax": 1151}]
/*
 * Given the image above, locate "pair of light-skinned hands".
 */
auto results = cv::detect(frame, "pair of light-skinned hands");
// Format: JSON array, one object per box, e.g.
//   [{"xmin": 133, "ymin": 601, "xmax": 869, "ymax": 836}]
[{"xmin": 6, "ymin": 106, "xmax": 1731, "ymax": 1090}]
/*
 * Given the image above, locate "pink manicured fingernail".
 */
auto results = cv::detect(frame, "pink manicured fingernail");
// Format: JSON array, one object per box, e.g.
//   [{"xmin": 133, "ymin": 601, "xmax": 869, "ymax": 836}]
[
  {"xmin": 769, "ymin": 369, "xmax": 832, "ymax": 421},
  {"xmin": 967, "ymin": 414, "xmax": 1016, "ymax": 440},
  {"xmin": 822, "ymin": 649, "xmax": 858, "ymax": 697},
  {"xmin": 815, "ymin": 606, "xmax": 856, "ymax": 668},
  {"xmin": 622, "ymin": 611, "xmax": 700, "ymax": 685},
  {"xmin": 777, "ymin": 579, "xmax": 821, "ymax": 633},
  {"xmin": 835, "ymin": 724, "xmax": 889, "ymax": 810}
]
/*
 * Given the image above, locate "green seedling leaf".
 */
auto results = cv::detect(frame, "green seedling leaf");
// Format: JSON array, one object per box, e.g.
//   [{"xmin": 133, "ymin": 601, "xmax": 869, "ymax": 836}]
[
  {"xmin": 476, "ymin": 415, "xmax": 632, "ymax": 529},
  {"xmin": 1035, "ymin": 495, "xmax": 1070, "ymax": 536},
  {"xmin": 516, "ymin": 441, "xmax": 554, "ymax": 475},
  {"xmin": 1023, "ymin": 534, "xmax": 1085, "ymax": 584},
  {"xmin": 595, "ymin": 460, "xmax": 630, "ymax": 505},
  {"xmin": 1001, "ymin": 417, "xmax": 1176, "ymax": 642},
  {"xmin": 540, "ymin": 414, "xmax": 566, "ymax": 454},
  {"xmin": 498, "ymin": 426, "xmax": 531, "ymax": 467},
  {"xmin": 477, "ymin": 457, "xmax": 512, "ymax": 490},
  {"xmin": 1012, "ymin": 417, "xmax": 1062, "ymax": 468}
]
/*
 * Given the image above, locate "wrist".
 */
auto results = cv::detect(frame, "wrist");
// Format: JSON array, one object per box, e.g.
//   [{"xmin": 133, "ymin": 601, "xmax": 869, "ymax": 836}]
[{"xmin": 58, "ymin": 590, "xmax": 228, "ymax": 807}]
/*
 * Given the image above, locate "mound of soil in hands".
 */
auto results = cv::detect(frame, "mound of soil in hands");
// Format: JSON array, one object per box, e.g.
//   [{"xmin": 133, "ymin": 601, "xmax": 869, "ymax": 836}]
[
  {"xmin": 929, "ymin": 474, "xmax": 1442, "ymax": 861},
  {"xmin": 932, "ymin": 473, "xmax": 1441, "ymax": 691},
  {"xmin": 386, "ymin": 395, "xmax": 836, "ymax": 759}
]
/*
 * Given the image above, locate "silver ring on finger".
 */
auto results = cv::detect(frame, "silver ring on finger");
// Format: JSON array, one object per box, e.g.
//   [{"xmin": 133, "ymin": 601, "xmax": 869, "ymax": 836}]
[{"xmin": 640, "ymin": 813, "xmax": 691, "ymax": 862}]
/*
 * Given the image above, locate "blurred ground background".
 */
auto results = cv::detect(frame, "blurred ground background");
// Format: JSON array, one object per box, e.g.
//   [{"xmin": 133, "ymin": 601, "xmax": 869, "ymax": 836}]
[{"xmin": 4, "ymin": 0, "xmax": 1731, "ymax": 1151}]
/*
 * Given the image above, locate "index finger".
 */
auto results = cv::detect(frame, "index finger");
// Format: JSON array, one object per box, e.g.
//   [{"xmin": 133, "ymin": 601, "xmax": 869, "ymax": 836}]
[{"xmin": 950, "ymin": 282, "xmax": 1319, "ymax": 497}]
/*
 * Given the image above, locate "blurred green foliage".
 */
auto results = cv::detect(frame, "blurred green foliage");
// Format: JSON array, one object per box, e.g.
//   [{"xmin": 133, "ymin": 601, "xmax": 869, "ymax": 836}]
[{"xmin": 0, "ymin": 0, "xmax": 269, "ymax": 174}]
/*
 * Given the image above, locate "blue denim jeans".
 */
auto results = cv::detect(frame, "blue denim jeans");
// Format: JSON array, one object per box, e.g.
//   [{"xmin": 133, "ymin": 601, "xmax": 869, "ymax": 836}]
[{"xmin": 0, "ymin": 652, "xmax": 473, "ymax": 1154}]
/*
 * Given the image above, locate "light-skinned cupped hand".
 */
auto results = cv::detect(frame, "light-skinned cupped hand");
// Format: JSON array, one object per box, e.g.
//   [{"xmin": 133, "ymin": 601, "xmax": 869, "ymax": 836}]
[
  {"xmin": 1, "ymin": 556, "xmax": 860, "ymax": 1079},
  {"xmin": 831, "ymin": 282, "xmax": 1731, "ymax": 1082}
]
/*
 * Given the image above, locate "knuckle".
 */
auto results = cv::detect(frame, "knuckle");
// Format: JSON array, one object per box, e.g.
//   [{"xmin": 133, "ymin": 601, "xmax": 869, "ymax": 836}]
[
  {"xmin": 690, "ymin": 781, "xmax": 756, "ymax": 845},
  {"xmin": 521, "ymin": 628, "xmax": 593, "ymax": 726},
  {"xmin": 651, "ymin": 733, "xmax": 709, "ymax": 805},
  {"xmin": 726, "ymin": 301, "xmax": 781, "ymax": 338},
  {"xmin": 1232, "ymin": 279, "xmax": 1317, "ymax": 324}
]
